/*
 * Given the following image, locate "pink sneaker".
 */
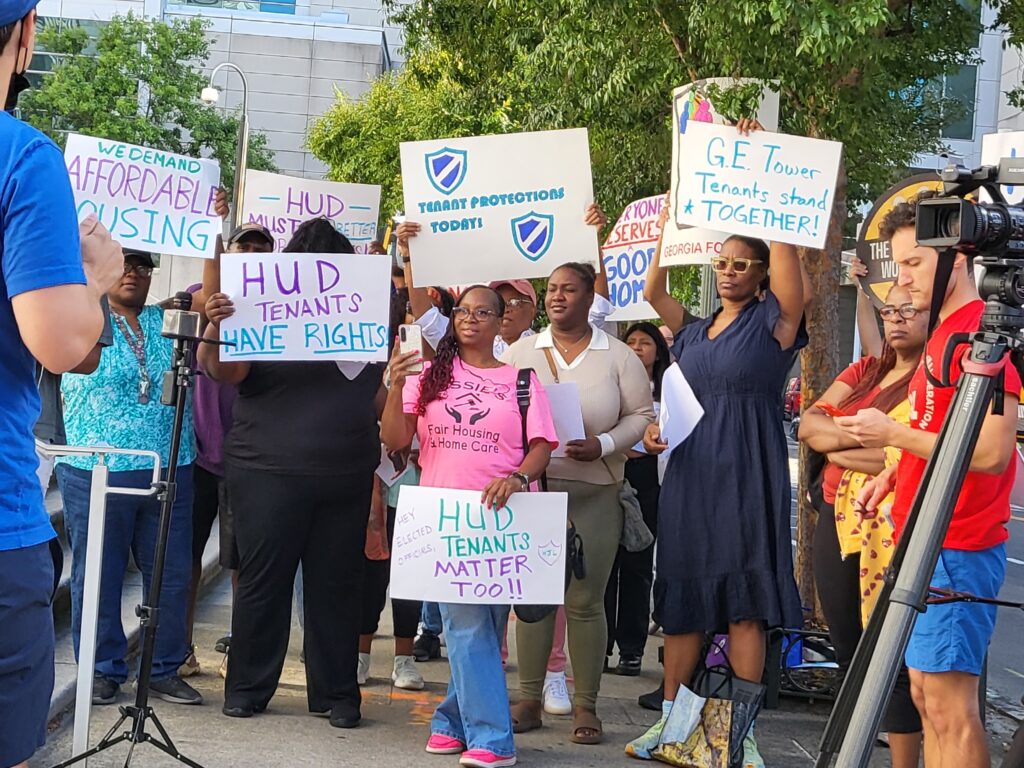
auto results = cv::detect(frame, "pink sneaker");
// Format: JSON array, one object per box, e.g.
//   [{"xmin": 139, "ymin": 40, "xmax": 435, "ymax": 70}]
[
  {"xmin": 459, "ymin": 749, "xmax": 517, "ymax": 768},
  {"xmin": 426, "ymin": 734, "xmax": 466, "ymax": 755}
]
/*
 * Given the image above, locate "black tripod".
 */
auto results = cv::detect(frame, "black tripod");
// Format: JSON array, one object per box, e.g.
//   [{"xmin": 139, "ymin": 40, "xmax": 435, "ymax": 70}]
[
  {"xmin": 54, "ymin": 294, "xmax": 209, "ymax": 768},
  {"xmin": 816, "ymin": 268, "xmax": 1024, "ymax": 768}
]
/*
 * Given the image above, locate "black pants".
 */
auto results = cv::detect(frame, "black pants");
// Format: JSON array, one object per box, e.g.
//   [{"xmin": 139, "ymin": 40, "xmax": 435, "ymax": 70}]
[
  {"xmin": 225, "ymin": 465, "xmax": 372, "ymax": 713},
  {"xmin": 605, "ymin": 455, "xmax": 659, "ymax": 659},
  {"xmin": 361, "ymin": 506, "xmax": 422, "ymax": 639},
  {"xmin": 813, "ymin": 500, "xmax": 921, "ymax": 734}
]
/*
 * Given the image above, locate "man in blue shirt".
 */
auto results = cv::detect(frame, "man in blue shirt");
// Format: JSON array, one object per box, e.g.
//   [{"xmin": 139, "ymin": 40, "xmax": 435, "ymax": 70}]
[{"xmin": 0, "ymin": 2, "xmax": 124, "ymax": 766}]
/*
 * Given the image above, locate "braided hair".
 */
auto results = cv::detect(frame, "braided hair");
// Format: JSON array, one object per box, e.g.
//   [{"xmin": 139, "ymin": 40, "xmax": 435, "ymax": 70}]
[{"xmin": 416, "ymin": 285, "xmax": 505, "ymax": 415}]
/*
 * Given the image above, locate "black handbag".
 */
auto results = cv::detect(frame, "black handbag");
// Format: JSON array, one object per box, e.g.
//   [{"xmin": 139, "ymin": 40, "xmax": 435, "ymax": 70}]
[{"xmin": 512, "ymin": 368, "xmax": 586, "ymax": 624}]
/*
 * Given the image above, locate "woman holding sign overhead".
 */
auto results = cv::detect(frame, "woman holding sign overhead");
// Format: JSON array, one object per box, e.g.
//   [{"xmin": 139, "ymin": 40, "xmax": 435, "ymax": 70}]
[
  {"xmin": 626, "ymin": 120, "xmax": 811, "ymax": 762},
  {"xmin": 201, "ymin": 218, "xmax": 384, "ymax": 730},
  {"xmin": 381, "ymin": 285, "xmax": 559, "ymax": 768}
]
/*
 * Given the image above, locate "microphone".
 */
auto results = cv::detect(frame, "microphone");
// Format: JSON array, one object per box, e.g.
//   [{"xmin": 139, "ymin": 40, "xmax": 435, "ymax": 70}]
[
  {"xmin": 161, "ymin": 291, "xmax": 201, "ymax": 341},
  {"xmin": 160, "ymin": 292, "xmax": 201, "ymax": 406}
]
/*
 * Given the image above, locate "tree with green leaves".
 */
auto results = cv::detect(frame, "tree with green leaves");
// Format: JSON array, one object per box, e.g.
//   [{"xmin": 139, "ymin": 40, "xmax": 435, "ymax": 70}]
[{"xmin": 21, "ymin": 14, "xmax": 275, "ymax": 194}]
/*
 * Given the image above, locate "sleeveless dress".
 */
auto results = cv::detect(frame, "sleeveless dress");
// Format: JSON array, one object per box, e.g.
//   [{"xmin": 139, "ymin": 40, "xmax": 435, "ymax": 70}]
[{"xmin": 653, "ymin": 292, "xmax": 805, "ymax": 634}]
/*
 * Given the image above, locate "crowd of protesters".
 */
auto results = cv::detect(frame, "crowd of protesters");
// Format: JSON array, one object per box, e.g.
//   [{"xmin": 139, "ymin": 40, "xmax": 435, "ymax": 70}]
[{"xmin": 0, "ymin": 4, "xmax": 1017, "ymax": 764}]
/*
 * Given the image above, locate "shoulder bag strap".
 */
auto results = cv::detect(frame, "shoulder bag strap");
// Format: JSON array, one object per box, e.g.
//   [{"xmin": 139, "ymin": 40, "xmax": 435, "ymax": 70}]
[
  {"xmin": 516, "ymin": 368, "xmax": 548, "ymax": 492},
  {"xmin": 541, "ymin": 347, "xmax": 561, "ymax": 384}
]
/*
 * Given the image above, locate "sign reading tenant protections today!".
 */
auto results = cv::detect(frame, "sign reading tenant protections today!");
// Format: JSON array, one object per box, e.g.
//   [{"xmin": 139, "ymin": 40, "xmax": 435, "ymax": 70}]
[
  {"xmin": 674, "ymin": 122, "xmax": 842, "ymax": 250},
  {"xmin": 242, "ymin": 170, "xmax": 381, "ymax": 253},
  {"xmin": 399, "ymin": 128, "xmax": 597, "ymax": 286},
  {"xmin": 390, "ymin": 486, "xmax": 569, "ymax": 605},
  {"xmin": 64, "ymin": 133, "xmax": 222, "ymax": 260},
  {"xmin": 219, "ymin": 251, "xmax": 391, "ymax": 362}
]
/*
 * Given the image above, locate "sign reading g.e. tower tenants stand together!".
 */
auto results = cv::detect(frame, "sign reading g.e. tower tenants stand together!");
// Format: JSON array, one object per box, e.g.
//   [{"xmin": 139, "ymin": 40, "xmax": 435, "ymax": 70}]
[
  {"xmin": 399, "ymin": 128, "xmax": 597, "ymax": 287},
  {"xmin": 64, "ymin": 133, "xmax": 222, "ymax": 260}
]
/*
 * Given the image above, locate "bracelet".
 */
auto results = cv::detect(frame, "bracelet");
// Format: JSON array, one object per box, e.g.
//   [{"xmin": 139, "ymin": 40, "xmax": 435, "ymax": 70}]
[{"xmin": 510, "ymin": 471, "xmax": 529, "ymax": 490}]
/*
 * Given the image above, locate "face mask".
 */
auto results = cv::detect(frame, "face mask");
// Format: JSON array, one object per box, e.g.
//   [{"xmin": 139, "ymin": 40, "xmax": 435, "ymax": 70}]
[{"xmin": 5, "ymin": 19, "xmax": 28, "ymax": 115}]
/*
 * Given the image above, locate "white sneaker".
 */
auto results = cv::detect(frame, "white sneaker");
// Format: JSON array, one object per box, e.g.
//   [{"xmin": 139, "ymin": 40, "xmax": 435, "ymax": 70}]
[
  {"xmin": 357, "ymin": 653, "xmax": 371, "ymax": 686},
  {"xmin": 393, "ymin": 655, "xmax": 425, "ymax": 691},
  {"xmin": 542, "ymin": 670, "xmax": 572, "ymax": 715}
]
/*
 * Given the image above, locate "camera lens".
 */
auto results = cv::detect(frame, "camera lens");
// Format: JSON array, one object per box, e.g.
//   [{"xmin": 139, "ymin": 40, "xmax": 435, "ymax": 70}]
[{"xmin": 937, "ymin": 209, "xmax": 961, "ymax": 239}]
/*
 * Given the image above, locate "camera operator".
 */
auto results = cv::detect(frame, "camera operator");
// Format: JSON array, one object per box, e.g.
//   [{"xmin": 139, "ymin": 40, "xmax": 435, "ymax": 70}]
[
  {"xmin": 836, "ymin": 190, "xmax": 1019, "ymax": 768},
  {"xmin": 0, "ymin": 2, "xmax": 124, "ymax": 766}
]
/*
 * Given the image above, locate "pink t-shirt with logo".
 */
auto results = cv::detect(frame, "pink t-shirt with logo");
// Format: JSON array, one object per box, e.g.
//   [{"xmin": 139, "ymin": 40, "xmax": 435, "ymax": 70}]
[{"xmin": 402, "ymin": 358, "xmax": 559, "ymax": 491}]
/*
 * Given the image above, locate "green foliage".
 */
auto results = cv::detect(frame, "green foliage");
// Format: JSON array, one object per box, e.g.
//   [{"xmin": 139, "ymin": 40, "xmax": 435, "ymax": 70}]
[{"xmin": 20, "ymin": 14, "xmax": 275, "ymax": 193}]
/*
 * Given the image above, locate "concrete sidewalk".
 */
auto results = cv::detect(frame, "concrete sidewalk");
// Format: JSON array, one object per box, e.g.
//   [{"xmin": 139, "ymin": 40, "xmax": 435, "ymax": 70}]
[{"xmin": 37, "ymin": 573, "xmax": 1021, "ymax": 767}]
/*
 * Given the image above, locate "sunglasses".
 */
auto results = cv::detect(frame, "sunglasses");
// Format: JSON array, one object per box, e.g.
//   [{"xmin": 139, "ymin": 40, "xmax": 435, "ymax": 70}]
[
  {"xmin": 710, "ymin": 256, "xmax": 763, "ymax": 274},
  {"xmin": 123, "ymin": 264, "xmax": 154, "ymax": 278},
  {"xmin": 504, "ymin": 298, "xmax": 534, "ymax": 310},
  {"xmin": 451, "ymin": 306, "xmax": 499, "ymax": 322},
  {"xmin": 879, "ymin": 303, "xmax": 919, "ymax": 321}
]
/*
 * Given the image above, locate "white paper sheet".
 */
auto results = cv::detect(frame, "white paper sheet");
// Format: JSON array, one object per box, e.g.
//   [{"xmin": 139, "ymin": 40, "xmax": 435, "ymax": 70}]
[
  {"xmin": 543, "ymin": 382, "xmax": 586, "ymax": 458},
  {"xmin": 659, "ymin": 364, "xmax": 704, "ymax": 451}
]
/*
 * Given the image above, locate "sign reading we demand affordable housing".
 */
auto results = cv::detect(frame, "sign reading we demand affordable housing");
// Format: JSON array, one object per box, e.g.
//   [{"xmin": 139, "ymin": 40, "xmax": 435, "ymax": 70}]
[
  {"xmin": 64, "ymin": 134, "xmax": 221, "ymax": 260},
  {"xmin": 400, "ymin": 128, "xmax": 598, "ymax": 286}
]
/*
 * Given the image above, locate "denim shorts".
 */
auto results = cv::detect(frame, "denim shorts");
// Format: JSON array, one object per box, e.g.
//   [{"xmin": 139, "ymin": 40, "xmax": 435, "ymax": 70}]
[{"xmin": 906, "ymin": 544, "xmax": 1006, "ymax": 675}]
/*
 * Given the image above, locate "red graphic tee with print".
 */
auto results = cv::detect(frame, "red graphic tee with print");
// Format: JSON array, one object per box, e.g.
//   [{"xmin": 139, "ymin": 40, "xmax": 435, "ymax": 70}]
[{"xmin": 890, "ymin": 300, "xmax": 1020, "ymax": 550}]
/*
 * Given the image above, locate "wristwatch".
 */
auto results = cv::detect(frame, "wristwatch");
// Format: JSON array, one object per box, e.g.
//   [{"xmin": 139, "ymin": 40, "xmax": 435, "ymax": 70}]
[{"xmin": 510, "ymin": 471, "xmax": 530, "ymax": 490}]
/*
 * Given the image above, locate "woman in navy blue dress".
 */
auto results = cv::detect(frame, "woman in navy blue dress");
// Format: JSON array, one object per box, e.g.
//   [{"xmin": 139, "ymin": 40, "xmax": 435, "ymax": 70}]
[{"xmin": 626, "ymin": 122, "xmax": 810, "ymax": 760}]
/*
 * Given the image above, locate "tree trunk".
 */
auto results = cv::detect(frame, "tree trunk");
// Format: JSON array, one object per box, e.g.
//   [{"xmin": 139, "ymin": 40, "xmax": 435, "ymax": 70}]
[{"xmin": 795, "ymin": 157, "xmax": 846, "ymax": 627}]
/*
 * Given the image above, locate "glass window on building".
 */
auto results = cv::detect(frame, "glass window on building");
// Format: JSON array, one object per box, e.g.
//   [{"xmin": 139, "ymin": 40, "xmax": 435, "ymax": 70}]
[
  {"xmin": 27, "ymin": 17, "xmax": 106, "ymax": 89},
  {"xmin": 941, "ymin": 65, "xmax": 978, "ymax": 141},
  {"xmin": 183, "ymin": 0, "xmax": 296, "ymax": 14}
]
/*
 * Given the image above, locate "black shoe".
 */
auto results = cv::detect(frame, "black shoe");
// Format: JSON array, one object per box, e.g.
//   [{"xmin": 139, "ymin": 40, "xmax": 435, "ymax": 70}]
[
  {"xmin": 638, "ymin": 680, "xmax": 664, "ymax": 712},
  {"xmin": 329, "ymin": 702, "xmax": 361, "ymax": 729},
  {"xmin": 92, "ymin": 675, "xmax": 119, "ymax": 705},
  {"xmin": 223, "ymin": 700, "xmax": 265, "ymax": 718},
  {"xmin": 617, "ymin": 655, "xmax": 643, "ymax": 677},
  {"xmin": 412, "ymin": 632, "xmax": 441, "ymax": 662},
  {"xmin": 148, "ymin": 675, "xmax": 203, "ymax": 705},
  {"xmin": 215, "ymin": 635, "xmax": 231, "ymax": 654}
]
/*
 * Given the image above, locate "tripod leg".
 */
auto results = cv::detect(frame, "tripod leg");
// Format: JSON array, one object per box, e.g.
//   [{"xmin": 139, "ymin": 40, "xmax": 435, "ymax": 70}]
[
  {"xmin": 50, "ymin": 712, "xmax": 131, "ymax": 768},
  {"xmin": 123, "ymin": 710, "xmax": 206, "ymax": 768}
]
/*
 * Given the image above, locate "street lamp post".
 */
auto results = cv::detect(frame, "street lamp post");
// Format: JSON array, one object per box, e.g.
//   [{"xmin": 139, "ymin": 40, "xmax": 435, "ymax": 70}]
[{"xmin": 201, "ymin": 62, "xmax": 250, "ymax": 230}]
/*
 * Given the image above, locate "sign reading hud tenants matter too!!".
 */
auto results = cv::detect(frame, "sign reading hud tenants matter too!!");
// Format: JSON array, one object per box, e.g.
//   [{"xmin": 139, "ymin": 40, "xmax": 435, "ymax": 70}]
[
  {"xmin": 390, "ymin": 486, "xmax": 569, "ymax": 605},
  {"xmin": 242, "ymin": 170, "xmax": 381, "ymax": 253},
  {"xmin": 64, "ymin": 134, "xmax": 221, "ymax": 259},
  {"xmin": 674, "ymin": 122, "xmax": 842, "ymax": 250},
  {"xmin": 399, "ymin": 128, "xmax": 597, "ymax": 287},
  {"xmin": 219, "ymin": 251, "xmax": 391, "ymax": 362}
]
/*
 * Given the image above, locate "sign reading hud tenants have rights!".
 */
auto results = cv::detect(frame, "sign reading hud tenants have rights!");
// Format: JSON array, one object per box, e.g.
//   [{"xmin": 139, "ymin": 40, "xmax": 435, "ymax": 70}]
[
  {"xmin": 219, "ymin": 251, "xmax": 391, "ymax": 362},
  {"xmin": 399, "ymin": 128, "xmax": 597, "ymax": 287},
  {"xmin": 242, "ymin": 170, "xmax": 381, "ymax": 253},
  {"xmin": 64, "ymin": 134, "xmax": 221, "ymax": 259},
  {"xmin": 390, "ymin": 486, "xmax": 569, "ymax": 605},
  {"xmin": 674, "ymin": 122, "xmax": 842, "ymax": 250}
]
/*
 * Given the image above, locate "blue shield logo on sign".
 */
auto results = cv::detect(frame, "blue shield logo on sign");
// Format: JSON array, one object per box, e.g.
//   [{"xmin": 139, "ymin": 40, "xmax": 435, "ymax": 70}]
[
  {"xmin": 424, "ymin": 147, "xmax": 468, "ymax": 195},
  {"xmin": 510, "ymin": 212, "xmax": 554, "ymax": 262}
]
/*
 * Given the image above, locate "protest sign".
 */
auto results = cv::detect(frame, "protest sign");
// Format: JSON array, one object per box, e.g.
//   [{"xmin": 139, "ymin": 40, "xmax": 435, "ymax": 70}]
[
  {"xmin": 64, "ymin": 133, "xmax": 221, "ymax": 260},
  {"xmin": 673, "ymin": 122, "xmax": 842, "ymax": 249},
  {"xmin": 982, "ymin": 131, "xmax": 1024, "ymax": 205},
  {"xmin": 399, "ymin": 128, "xmax": 597, "ymax": 286},
  {"xmin": 855, "ymin": 174, "xmax": 944, "ymax": 305},
  {"xmin": 663, "ymin": 79, "xmax": 778, "ymax": 266},
  {"xmin": 242, "ymin": 170, "xmax": 381, "ymax": 253},
  {"xmin": 219, "ymin": 251, "xmax": 390, "ymax": 362},
  {"xmin": 390, "ymin": 486, "xmax": 568, "ymax": 605},
  {"xmin": 602, "ymin": 195, "xmax": 664, "ymax": 321}
]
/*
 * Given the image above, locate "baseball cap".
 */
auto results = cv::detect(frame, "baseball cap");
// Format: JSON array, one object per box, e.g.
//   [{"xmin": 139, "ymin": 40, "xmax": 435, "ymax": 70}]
[
  {"xmin": 123, "ymin": 248, "xmax": 157, "ymax": 268},
  {"xmin": 0, "ymin": 0, "xmax": 39, "ymax": 26},
  {"xmin": 489, "ymin": 279, "xmax": 537, "ymax": 306},
  {"xmin": 227, "ymin": 222, "xmax": 274, "ymax": 248}
]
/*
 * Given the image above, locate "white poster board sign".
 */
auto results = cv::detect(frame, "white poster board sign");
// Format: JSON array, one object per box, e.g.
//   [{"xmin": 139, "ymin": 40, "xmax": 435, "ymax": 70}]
[
  {"xmin": 400, "ymin": 128, "xmax": 597, "ymax": 286},
  {"xmin": 64, "ymin": 133, "xmax": 221, "ymax": 259},
  {"xmin": 673, "ymin": 122, "xmax": 841, "ymax": 249},
  {"xmin": 390, "ymin": 486, "xmax": 569, "ymax": 605},
  {"xmin": 664, "ymin": 79, "xmax": 778, "ymax": 266},
  {"xmin": 981, "ymin": 131, "xmax": 1024, "ymax": 205},
  {"xmin": 219, "ymin": 251, "xmax": 390, "ymax": 362},
  {"xmin": 242, "ymin": 170, "xmax": 381, "ymax": 253},
  {"xmin": 602, "ymin": 195, "xmax": 664, "ymax": 321}
]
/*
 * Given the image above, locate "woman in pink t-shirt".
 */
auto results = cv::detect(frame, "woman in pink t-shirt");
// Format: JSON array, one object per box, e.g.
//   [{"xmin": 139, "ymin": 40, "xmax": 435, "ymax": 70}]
[{"xmin": 381, "ymin": 285, "xmax": 559, "ymax": 768}]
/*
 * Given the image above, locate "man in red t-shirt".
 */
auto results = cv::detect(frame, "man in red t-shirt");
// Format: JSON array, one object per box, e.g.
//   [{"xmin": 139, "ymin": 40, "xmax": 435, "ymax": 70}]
[{"xmin": 835, "ymin": 190, "xmax": 1018, "ymax": 768}]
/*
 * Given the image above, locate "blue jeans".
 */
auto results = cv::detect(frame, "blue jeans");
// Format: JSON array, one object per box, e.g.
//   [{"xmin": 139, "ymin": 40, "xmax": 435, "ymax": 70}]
[
  {"xmin": 58, "ymin": 464, "xmax": 194, "ymax": 683},
  {"xmin": 432, "ymin": 603, "xmax": 514, "ymax": 755},
  {"xmin": 421, "ymin": 602, "xmax": 443, "ymax": 635}
]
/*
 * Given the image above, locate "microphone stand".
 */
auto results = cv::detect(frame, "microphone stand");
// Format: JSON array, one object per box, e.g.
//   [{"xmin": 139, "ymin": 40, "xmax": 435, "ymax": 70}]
[{"xmin": 54, "ymin": 294, "xmax": 229, "ymax": 768}]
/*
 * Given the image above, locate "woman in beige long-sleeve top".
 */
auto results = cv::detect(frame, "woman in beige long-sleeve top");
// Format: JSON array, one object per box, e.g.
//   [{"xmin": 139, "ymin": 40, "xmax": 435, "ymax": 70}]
[{"xmin": 502, "ymin": 262, "xmax": 655, "ymax": 746}]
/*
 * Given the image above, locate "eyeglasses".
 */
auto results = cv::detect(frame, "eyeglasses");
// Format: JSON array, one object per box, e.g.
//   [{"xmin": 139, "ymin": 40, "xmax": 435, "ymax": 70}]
[
  {"xmin": 879, "ymin": 303, "xmax": 919, "ymax": 321},
  {"xmin": 123, "ymin": 264, "xmax": 154, "ymax": 278},
  {"xmin": 451, "ymin": 306, "xmax": 499, "ymax": 322},
  {"xmin": 710, "ymin": 256, "xmax": 763, "ymax": 274},
  {"xmin": 505, "ymin": 298, "xmax": 534, "ymax": 311}
]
